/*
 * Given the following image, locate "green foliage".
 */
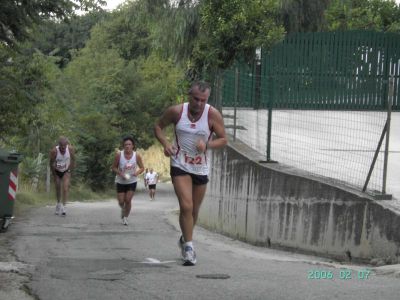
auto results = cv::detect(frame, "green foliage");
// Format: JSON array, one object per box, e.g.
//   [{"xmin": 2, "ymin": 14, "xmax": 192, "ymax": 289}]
[
  {"xmin": 280, "ymin": 0, "xmax": 332, "ymax": 33},
  {"xmin": 0, "ymin": 46, "xmax": 50, "ymax": 140},
  {"xmin": 0, "ymin": 0, "xmax": 106, "ymax": 145},
  {"xmin": 75, "ymin": 112, "xmax": 118, "ymax": 190},
  {"xmin": 64, "ymin": 44, "xmax": 126, "ymax": 112},
  {"xmin": 61, "ymin": 45, "xmax": 125, "ymax": 189},
  {"xmin": 19, "ymin": 153, "xmax": 45, "ymax": 182},
  {"xmin": 151, "ymin": 1, "xmax": 200, "ymax": 64},
  {"xmin": 325, "ymin": 0, "xmax": 400, "ymax": 32},
  {"xmin": 120, "ymin": 54, "xmax": 185, "ymax": 147},
  {"xmin": 191, "ymin": 0, "xmax": 284, "ymax": 76},
  {"xmin": 0, "ymin": 0, "xmax": 106, "ymax": 47},
  {"xmin": 85, "ymin": 1, "xmax": 154, "ymax": 61},
  {"xmin": 32, "ymin": 11, "xmax": 109, "ymax": 67}
]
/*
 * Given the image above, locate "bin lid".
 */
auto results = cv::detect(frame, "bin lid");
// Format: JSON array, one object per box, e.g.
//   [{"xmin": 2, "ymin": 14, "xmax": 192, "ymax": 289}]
[{"xmin": 0, "ymin": 148, "xmax": 23, "ymax": 163}]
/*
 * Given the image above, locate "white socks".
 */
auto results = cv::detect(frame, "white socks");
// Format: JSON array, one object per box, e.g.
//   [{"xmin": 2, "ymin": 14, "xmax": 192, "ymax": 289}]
[{"xmin": 184, "ymin": 241, "xmax": 194, "ymax": 249}]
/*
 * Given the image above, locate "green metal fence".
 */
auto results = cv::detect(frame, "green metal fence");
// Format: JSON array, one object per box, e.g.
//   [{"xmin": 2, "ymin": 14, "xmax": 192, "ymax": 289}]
[
  {"xmin": 214, "ymin": 31, "xmax": 399, "ymax": 197},
  {"xmin": 221, "ymin": 60, "xmax": 258, "ymax": 108},
  {"xmin": 221, "ymin": 31, "xmax": 400, "ymax": 111}
]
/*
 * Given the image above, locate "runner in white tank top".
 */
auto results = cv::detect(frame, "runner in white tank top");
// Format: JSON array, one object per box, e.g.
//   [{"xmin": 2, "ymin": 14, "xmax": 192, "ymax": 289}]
[
  {"xmin": 55, "ymin": 145, "xmax": 71, "ymax": 173},
  {"xmin": 155, "ymin": 81, "xmax": 227, "ymax": 266},
  {"xmin": 146, "ymin": 168, "xmax": 159, "ymax": 201},
  {"xmin": 115, "ymin": 151, "xmax": 138, "ymax": 184},
  {"xmin": 111, "ymin": 136, "xmax": 144, "ymax": 226},
  {"xmin": 171, "ymin": 102, "xmax": 212, "ymax": 175},
  {"xmin": 50, "ymin": 136, "xmax": 76, "ymax": 216}
]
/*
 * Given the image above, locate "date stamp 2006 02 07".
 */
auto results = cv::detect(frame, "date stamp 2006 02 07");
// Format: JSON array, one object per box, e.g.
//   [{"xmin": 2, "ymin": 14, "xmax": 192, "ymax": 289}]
[{"xmin": 307, "ymin": 269, "xmax": 371, "ymax": 280}]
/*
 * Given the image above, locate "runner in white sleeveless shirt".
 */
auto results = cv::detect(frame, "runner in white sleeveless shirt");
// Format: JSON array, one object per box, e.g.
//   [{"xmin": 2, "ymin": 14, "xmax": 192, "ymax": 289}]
[
  {"xmin": 155, "ymin": 81, "xmax": 227, "ymax": 266},
  {"xmin": 146, "ymin": 168, "xmax": 158, "ymax": 201},
  {"xmin": 170, "ymin": 102, "xmax": 211, "ymax": 175},
  {"xmin": 111, "ymin": 135, "xmax": 144, "ymax": 226},
  {"xmin": 49, "ymin": 136, "xmax": 76, "ymax": 216}
]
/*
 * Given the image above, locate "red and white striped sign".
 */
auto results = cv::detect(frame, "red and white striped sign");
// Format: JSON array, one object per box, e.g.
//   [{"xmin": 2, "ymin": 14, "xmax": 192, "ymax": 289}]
[{"xmin": 8, "ymin": 170, "xmax": 18, "ymax": 201}]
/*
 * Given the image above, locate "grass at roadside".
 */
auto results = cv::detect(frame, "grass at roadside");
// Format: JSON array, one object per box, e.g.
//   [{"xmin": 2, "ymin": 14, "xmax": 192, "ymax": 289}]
[{"xmin": 15, "ymin": 185, "xmax": 115, "ymax": 214}]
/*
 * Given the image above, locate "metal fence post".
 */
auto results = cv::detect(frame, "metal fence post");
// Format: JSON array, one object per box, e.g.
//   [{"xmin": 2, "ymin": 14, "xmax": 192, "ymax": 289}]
[
  {"xmin": 234, "ymin": 67, "xmax": 239, "ymax": 141},
  {"xmin": 383, "ymin": 76, "xmax": 394, "ymax": 194},
  {"xmin": 363, "ymin": 76, "xmax": 393, "ymax": 200},
  {"xmin": 266, "ymin": 75, "xmax": 273, "ymax": 162}
]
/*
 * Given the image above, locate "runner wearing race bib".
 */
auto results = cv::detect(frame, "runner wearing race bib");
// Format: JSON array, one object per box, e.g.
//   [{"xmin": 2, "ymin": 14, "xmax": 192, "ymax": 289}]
[
  {"xmin": 112, "ymin": 136, "xmax": 144, "ymax": 226},
  {"xmin": 49, "ymin": 136, "xmax": 76, "ymax": 216},
  {"xmin": 155, "ymin": 81, "xmax": 227, "ymax": 266},
  {"xmin": 146, "ymin": 168, "xmax": 159, "ymax": 201},
  {"xmin": 170, "ymin": 102, "xmax": 211, "ymax": 176}
]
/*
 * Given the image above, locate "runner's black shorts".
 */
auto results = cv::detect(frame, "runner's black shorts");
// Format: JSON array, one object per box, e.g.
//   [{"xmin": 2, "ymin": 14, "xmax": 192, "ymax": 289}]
[
  {"xmin": 55, "ymin": 170, "xmax": 70, "ymax": 178},
  {"xmin": 116, "ymin": 182, "xmax": 137, "ymax": 193},
  {"xmin": 170, "ymin": 166, "xmax": 209, "ymax": 185},
  {"xmin": 148, "ymin": 184, "xmax": 156, "ymax": 190}
]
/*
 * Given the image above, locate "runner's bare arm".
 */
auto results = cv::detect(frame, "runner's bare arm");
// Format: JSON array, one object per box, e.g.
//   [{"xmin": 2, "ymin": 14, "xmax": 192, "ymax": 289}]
[
  {"xmin": 135, "ymin": 154, "xmax": 145, "ymax": 176},
  {"xmin": 69, "ymin": 146, "xmax": 76, "ymax": 171},
  {"xmin": 154, "ymin": 105, "xmax": 181, "ymax": 157},
  {"xmin": 111, "ymin": 152, "xmax": 123, "ymax": 177},
  {"xmin": 49, "ymin": 148, "xmax": 57, "ymax": 175},
  {"xmin": 207, "ymin": 107, "xmax": 228, "ymax": 149}
]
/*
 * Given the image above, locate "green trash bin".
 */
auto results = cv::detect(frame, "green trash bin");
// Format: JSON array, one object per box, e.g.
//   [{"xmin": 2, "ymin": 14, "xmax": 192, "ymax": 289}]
[{"xmin": 0, "ymin": 148, "xmax": 23, "ymax": 231}]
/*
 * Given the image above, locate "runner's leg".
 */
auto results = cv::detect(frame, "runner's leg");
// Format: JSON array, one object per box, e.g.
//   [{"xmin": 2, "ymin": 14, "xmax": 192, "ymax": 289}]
[
  {"xmin": 117, "ymin": 192, "xmax": 125, "ymax": 217},
  {"xmin": 55, "ymin": 175, "xmax": 61, "ymax": 203},
  {"xmin": 62, "ymin": 172, "xmax": 71, "ymax": 206},
  {"xmin": 172, "ymin": 175, "xmax": 194, "ymax": 242},
  {"xmin": 192, "ymin": 183, "xmax": 207, "ymax": 226},
  {"xmin": 124, "ymin": 190, "xmax": 134, "ymax": 217}
]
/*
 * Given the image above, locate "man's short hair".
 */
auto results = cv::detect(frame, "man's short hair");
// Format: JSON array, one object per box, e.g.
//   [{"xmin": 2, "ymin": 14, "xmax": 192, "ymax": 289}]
[
  {"xmin": 189, "ymin": 81, "xmax": 211, "ymax": 95},
  {"xmin": 122, "ymin": 135, "xmax": 135, "ymax": 145},
  {"xmin": 58, "ymin": 136, "xmax": 69, "ymax": 145}
]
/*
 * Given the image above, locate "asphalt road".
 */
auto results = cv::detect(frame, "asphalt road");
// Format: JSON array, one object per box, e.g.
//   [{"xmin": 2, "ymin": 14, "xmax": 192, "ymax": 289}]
[{"xmin": 1, "ymin": 182, "xmax": 400, "ymax": 300}]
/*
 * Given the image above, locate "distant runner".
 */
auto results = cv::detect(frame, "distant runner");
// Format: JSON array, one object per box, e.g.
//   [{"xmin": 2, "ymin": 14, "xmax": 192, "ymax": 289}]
[
  {"xmin": 49, "ymin": 136, "xmax": 76, "ymax": 216},
  {"xmin": 154, "ymin": 81, "xmax": 227, "ymax": 266},
  {"xmin": 146, "ymin": 168, "xmax": 158, "ymax": 201}
]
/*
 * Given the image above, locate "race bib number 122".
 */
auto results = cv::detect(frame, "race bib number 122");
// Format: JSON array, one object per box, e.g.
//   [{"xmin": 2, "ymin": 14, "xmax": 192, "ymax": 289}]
[{"xmin": 184, "ymin": 153, "xmax": 202, "ymax": 165}]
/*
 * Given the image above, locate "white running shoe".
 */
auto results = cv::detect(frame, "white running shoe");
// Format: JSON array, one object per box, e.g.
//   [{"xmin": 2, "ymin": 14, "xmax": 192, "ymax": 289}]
[
  {"xmin": 122, "ymin": 217, "xmax": 128, "ymax": 226},
  {"xmin": 61, "ymin": 205, "xmax": 66, "ymax": 216},
  {"xmin": 177, "ymin": 236, "xmax": 185, "ymax": 258},
  {"xmin": 55, "ymin": 203, "xmax": 61, "ymax": 215},
  {"xmin": 183, "ymin": 245, "xmax": 197, "ymax": 266}
]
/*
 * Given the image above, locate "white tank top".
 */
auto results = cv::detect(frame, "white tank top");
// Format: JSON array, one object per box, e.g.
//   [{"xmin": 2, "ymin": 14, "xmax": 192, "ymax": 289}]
[
  {"xmin": 115, "ymin": 151, "xmax": 138, "ymax": 184},
  {"xmin": 146, "ymin": 172, "xmax": 158, "ymax": 185},
  {"xmin": 171, "ymin": 103, "xmax": 212, "ymax": 175},
  {"xmin": 55, "ymin": 145, "xmax": 70, "ymax": 172}
]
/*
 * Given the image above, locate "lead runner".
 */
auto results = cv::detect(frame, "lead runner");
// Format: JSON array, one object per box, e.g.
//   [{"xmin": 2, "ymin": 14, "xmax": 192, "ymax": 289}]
[{"xmin": 154, "ymin": 81, "xmax": 227, "ymax": 266}]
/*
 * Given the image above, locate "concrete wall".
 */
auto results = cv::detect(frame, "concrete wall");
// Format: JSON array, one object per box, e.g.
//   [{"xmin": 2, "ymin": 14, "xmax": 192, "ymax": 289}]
[{"xmin": 198, "ymin": 139, "xmax": 400, "ymax": 264}]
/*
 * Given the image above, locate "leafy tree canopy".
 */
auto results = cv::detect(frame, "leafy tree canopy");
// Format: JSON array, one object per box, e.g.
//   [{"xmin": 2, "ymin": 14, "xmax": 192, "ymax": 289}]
[
  {"xmin": 0, "ymin": 0, "xmax": 106, "ymax": 47},
  {"xmin": 325, "ymin": 0, "xmax": 400, "ymax": 32},
  {"xmin": 32, "ymin": 10, "xmax": 109, "ymax": 67},
  {"xmin": 280, "ymin": 0, "xmax": 332, "ymax": 33},
  {"xmin": 187, "ymin": 0, "xmax": 285, "ymax": 77}
]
